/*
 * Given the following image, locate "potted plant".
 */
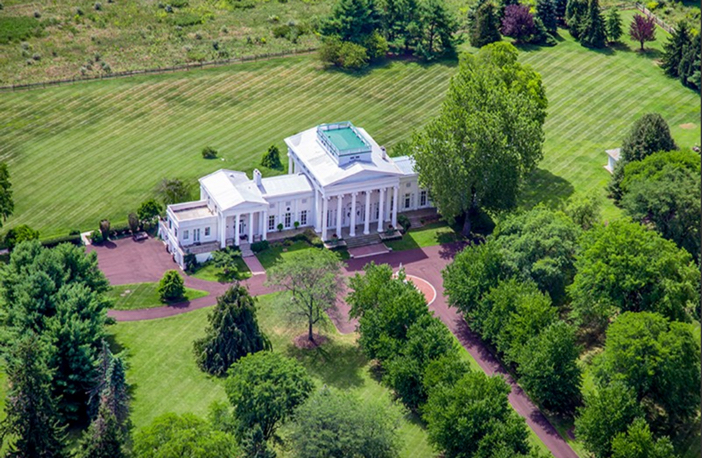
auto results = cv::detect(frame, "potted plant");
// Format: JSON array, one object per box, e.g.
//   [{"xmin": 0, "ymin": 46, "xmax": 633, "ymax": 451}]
[
  {"xmin": 294, "ymin": 221, "xmax": 300, "ymax": 229},
  {"xmin": 277, "ymin": 223, "xmax": 283, "ymax": 232}
]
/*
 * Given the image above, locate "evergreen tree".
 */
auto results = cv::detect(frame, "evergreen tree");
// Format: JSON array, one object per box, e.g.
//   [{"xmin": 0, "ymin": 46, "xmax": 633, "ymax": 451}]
[
  {"xmin": 416, "ymin": 0, "xmax": 460, "ymax": 59},
  {"xmin": 193, "ymin": 284, "xmax": 271, "ymax": 376},
  {"xmin": 469, "ymin": 0, "xmax": 502, "ymax": 48},
  {"xmin": 381, "ymin": 0, "xmax": 421, "ymax": 52},
  {"xmin": 565, "ymin": 0, "xmax": 587, "ymax": 39},
  {"xmin": 553, "ymin": 0, "xmax": 568, "ymax": 24},
  {"xmin": 661, "ymin": 21, "xmax": 691, "ymax": 78},
  {"xmin": 260, "ymin": 144, "xmax": 283, "ymax": 170},
  {"xmin": 536, "ymin": 0, "xmax": 558, "ymax": 35},
  {"xmin": 605, "ymin": 7, "xmax": 622, "ymax": 42},
  {"xmin": 3, "ymin": 333, "xmax": 67, "ymax": 458},
  {"xmin": 74, "ymin": 405, "xmax": 127, "ymax": 458},
  {"xmin": 579, "ymin": 0, "xmax": 606, "ymax": 48},
  {"xmin": 322, "ymin": 0, "xmax": 381, "ymax": 43},
  {"xmin": 0, "ymin": 162, "xmax": 14, "ymax": 226},
  {"xmin": 678, "ymin": 32, "xmax": 700, "ymax": 90}
]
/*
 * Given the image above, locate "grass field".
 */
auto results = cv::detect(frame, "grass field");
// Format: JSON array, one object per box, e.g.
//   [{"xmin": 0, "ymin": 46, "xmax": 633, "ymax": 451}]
[
  {"xmin": 189, "ymin": 257, "xmax": 251, "ymax": 282},
  {"xmin": 385, "ymin": 221, "xmax": 463, "ymax": 251},
  {"xmin": 0, "ymin": 16, "xmax": 698, "ymax": 239},
  {"xmin": 107, "ymin": 282, "xmax": 209, "ymax": 310},
  {"xmin": 109, "ymin": 293, "xmax": 435, "ymax": 458}
]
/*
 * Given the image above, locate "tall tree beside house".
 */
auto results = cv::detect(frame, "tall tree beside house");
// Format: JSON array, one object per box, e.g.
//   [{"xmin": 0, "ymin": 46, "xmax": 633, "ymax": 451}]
[
  {"xmin": 416, "ymin": 0, "xmax": 460, "ymax": 59},
  {"xmin": 410, "ymin": 42, "xmax": 546, "ymax": 236},
  {"xmin": 265, "ymin": 249, "xmax": 345, "ymax": 343},
  {"xmin": 0, "ymin": 162, "xmax": 14, "ymax": 226},
  {"xmin": 579, "ymin": 0, "xmax": 606, "ymax": 48},
  {"xmin": 261, "ymin": 144, "xmax": 283, "ymax": 170},
  {"xmin": 629, "ymin": 13, "xmax": 656, "ymax": 51},
  {"xmin": 608, "ymin": 112, "xmax": 678, "ymax": 201},
  {"xmin": 661, "ymin": 22, "xmax": 691, "ymax": 78},
  {"xmin": 137, "ymin": 198, "xmax": 163, "ymax": 227},
  {"xmin": 678, "ymin": 32, "xmax": 701, "ymax": 90},
  {"xmin": 156, "ymin": 177, "xmax": 192, "ymax": 205},
  {"xmin": 605, "ymin": 6, "xmax": 623, "ymax": 42},
  {"xmin": 3, "ymin": 333, "xmax": 67, "ymax": 458},
  {"xmin": 193, "ymin": 284, "xmax": 271, "ymax": 376},
  {"xmin": 536, "ymin": 0, "xmax": 558, "ymax": 35},
  {"xmin": 468, "ymin": 0, "xmax": 502, "ymax": 48}
]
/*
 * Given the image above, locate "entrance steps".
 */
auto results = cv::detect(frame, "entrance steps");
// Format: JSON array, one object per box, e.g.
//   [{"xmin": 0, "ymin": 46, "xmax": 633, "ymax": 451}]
[
  {"xmin": 345, "ymin": 232, "xmax": 382, "ymax": 249},
  {"xmin": 239, "ymin": 242, "xmax": 255, "ymax": 258}
]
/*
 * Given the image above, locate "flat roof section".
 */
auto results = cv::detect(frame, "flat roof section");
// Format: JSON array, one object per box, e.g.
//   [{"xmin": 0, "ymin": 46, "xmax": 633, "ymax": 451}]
[
  {"xmin": 324, "ymin": 127, "xmax": 367, "ymax": 152},
  {"xmin": 318, "ymin": 122, "xmax": 371, "ymax": 157},
  {"xmin": 172, "ymin": 204, "xmax": 215, "ymax": 222}
]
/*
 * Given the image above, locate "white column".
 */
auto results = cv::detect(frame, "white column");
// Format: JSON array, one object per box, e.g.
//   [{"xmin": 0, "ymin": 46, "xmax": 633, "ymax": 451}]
[
  {"xmin": 322, "ymin": 197, "xmax": 329, "ymax": 241},
  {"xmin": 364, "ymin": 191, "xmax": 371, "ymax": 235},
  {"xmin": 219, "ymin": 214, "xmax": 227, "ymax": 248},
  {"xmin": 248, "ymin": 212, "xmax": 254, "ymax": 242},
  {"xmin": 314, "ymin": 190, "xmax": 321, "ymax": 232},
  {"xmin": 392, "ymin": 186, "xmax": 399, "ymax": 228},
  {"xmin": 288, "ymin": 153, "xmax": 293, "ymax": 174},
  {"xmin": 336, "ymin": 194, "xmax": 343, "ymax": 237},
  {"xmin": 234, "ymin": 213, "xmax": 241, "ymax": 246},
  {"xmin": 262, "ymin": 210, "xmax": 268, "ymax": 241},
  {"xmin": 350, "ymin": 192, "xmax": 357, "ymax": 237},
  {"xmin": 377, "ymin": 188, "xmax": 385, "ymax": 232}
]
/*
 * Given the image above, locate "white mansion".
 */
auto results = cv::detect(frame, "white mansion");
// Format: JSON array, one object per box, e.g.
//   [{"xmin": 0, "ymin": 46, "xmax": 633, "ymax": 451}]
[{"xmin": 159, "ymin": 122, "xmax": 433, "ymax": 267}]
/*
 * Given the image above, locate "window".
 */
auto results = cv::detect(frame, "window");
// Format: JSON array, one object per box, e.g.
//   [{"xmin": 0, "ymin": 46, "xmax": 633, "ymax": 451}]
[
  {"xmin": 300, "ymin": 210, "xmax": 308, "ymax": 226},
  {"xmin": 168, "ymin": 219, "xmax": 172, "ymax": 229},
  {"xmin": 404, "ymin": 194, "xmax": 411, "ymax": 209},
  {"xmin": 420, "ymin": 190, "xmax": 427, "ymax": 206},
  {"xmin": 174, "ymin": 228, "xmax": 178, "ymax": 237},
  {"xmin": 268, "ymin": 215, "xmax": 275, "ymax": 231},
  {"xmin": 183, "ymin": 230, "xmax": 189, "ymax": 240},
  {"xmin": 285, "ymin": 212, "xmax": 292, "ymax": 228},
  {"xmin": 205, "ymin": 227, "xmax": 210, "ymax": 236},
  {"xmin": 374, "ymin": 202, "xmax": 379, "ymax": 219},
  {"xmin": 406, "ymin": 182, "xmax": 411, "ymax": 188}
]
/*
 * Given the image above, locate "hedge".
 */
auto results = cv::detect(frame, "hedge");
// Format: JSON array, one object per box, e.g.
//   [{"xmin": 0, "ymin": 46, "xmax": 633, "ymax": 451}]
[{"xmin": 41, "ymin": 234, "xmax": 82, "ymax": 248}]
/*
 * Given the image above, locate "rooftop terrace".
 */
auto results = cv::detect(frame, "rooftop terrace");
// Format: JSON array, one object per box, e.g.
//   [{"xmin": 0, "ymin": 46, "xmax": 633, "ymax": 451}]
[{"xmin": 317, "ymin": 122, "xmax": 371, "ymax": 158}]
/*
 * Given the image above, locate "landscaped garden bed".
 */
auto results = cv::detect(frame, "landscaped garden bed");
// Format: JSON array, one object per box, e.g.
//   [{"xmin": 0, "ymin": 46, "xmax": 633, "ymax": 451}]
[
  {"xmin": 188, "ymin": 258, "xmax": 251, "ymax": 282},
  {"xmin": 107, "ymin": 282, "xmax": 209, "ymax": 310}
]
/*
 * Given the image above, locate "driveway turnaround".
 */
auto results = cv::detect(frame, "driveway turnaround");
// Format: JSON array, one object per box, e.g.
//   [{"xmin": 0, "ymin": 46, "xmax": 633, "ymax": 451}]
[{"xmin": 93, "ymin": 237, "xmax": 577, "ymax": 458}]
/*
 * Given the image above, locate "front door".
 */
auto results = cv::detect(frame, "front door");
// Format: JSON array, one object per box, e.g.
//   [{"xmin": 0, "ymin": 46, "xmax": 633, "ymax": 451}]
[
  {"xmin": 193, "ymin": 228, "xmax": 200, "ymax": 243},
  {"xmin": 238, "ymin": 218, "xmax": 246, "ymax": 236}
]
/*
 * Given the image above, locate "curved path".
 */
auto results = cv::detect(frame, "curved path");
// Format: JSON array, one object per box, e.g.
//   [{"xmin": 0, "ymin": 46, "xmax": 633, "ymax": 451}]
[{"xmin": 90, "ymin": 238, "xmax": 577, "ymax": 458}]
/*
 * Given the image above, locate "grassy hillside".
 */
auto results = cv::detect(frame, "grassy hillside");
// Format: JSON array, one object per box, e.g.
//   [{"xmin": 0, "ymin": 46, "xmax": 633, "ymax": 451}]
[{"xmin": 0, "ymin": 18, "xmax": 698, "ymax": 238}]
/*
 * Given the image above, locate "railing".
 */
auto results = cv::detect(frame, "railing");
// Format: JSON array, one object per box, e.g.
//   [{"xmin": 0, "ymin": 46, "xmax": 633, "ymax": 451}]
[
  {"xmin": 0, "ymin": 47, "xmax": 318, "ymax": 93},
  {"xmin": 633, "ymin": 2, "xmax": 675, "ymax": 33}
]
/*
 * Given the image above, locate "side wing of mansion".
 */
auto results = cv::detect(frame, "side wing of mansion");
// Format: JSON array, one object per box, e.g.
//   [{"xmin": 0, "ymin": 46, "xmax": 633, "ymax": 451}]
[{"xmin": 159, "ymin": 122, "xmax": 434, "ymax": 268}]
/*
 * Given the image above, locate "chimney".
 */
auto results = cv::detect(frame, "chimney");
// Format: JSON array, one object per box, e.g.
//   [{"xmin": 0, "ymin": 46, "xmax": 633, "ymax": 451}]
[
  {"xmin": 253, "ymin": 169, "xmax": 262, "ymax": 186},
  {"xmin": 380, "ymin": 146, "xmax": 387, "ymax": 160}
]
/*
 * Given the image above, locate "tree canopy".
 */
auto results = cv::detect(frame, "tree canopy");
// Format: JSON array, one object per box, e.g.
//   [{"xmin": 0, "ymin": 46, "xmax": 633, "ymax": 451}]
[
  {"xmin": 225, "ymin": 351, "xmax": 314, "ymax": 440},
  {"xmin": 468, "ymin": 0, "xmax": 502, "ymax": 48},
  {"xmin": 288, "ymin": 387, "xmax": 402, "ymax": 458},
  {"xmin": 568, "ymin": 219, "xmax": 699, "ymax": 330},
  {"xmin": 610, "ymin": 418, "xmax": 675, "ymax": 458},
  {"xmin": 579, "ymin": 0, "xmax": 606, "ymax": 48},
  {"xmin": 193, "ymin": 284, "xmax": 271, "ymax": 376},
  {"xmin": 156, "ymin": 177, "xmax": 192, "ymax": 205},
  {"xmin": 410, "ymin": 42, "xmax": 546, "ymax": 235},
  {"xmin": 629, "ymin": 13, "xmax": 656, "ymax": 51},
  {"xmin": 0, "ymin": 162, "xmax": 14, "ymax": 227}
]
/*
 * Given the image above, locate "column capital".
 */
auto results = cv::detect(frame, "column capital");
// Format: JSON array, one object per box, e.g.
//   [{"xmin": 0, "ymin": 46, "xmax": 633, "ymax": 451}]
[{"xmin": 352, "ymin": 191, "xmax": 358, "ymax": 197}]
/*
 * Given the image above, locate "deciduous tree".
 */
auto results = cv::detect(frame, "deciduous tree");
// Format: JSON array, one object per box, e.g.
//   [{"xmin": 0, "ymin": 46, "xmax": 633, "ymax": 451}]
[
  {"xmin": 194, "ymin": 284, "xmax": 271, "ymax": 376},
  {"xmin": 610, "ymin": 418, "xmax": 675, "ymax": 458},
  {"xmin": 225, "ymin": 351, "xmax": 314, "ymax": 440},
  {"xmin": 288, "ymin": 387, "xmax": 402, "ymax": 458},
  {"xmin": 629, "ymin": 13, "xmax": 655, "ymax": 51},
  {"xmin": 424, "ymin": 371, "xmax": 532, "ymax": 458},
  {"xmin": 156, "ymin": 177, "xmax": 192, "ymax": 205},
  {"xmin": 568, "ymin": 220, "xmax": 699, "ymax": 331},
  {"xmin": 3, "ymin": 224, "xmax": 39, "ymax": 250},
  {"xmin": 564, "ymin": 194, "xmax": 601, "ymax": 230},
  {"xmin": 137, "ymin": 199, "xmax": 163, "ymax": 226},
  {"xmin": 266, "ymin": 249, "xmax": 344, "ymax": 342},
  {"xmin": 410, "ymin": 42, "xmax": 546, "ymax": 236},
  {"xmin": 501, "ymin": 4, "xmax": 537, "ymax": 42}
]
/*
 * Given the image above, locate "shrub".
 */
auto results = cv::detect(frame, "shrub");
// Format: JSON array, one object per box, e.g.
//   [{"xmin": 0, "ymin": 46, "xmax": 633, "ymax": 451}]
[
  {"xmin": 319, "ymin": 37, "xmax": 369, "ymax": 70},
  {"xmin": 0, "ymin": 17, "xmax": 44, "ymax": 44},
  {"xmin": 4, "ymin": 225, "xmax": 40, "ymax": 250},
  {"xmin": 303, "ymin": 228, "xmax": 323, "ymax": 247},
  {"xmin": 397, "ymin": 214, "xmax": 411, "ymax": 233},
  {"xmin": 283, "ymin": 239, "xmax": 293, "ymax": 247},
  {"xmin": 202, "ymin": 146, "xmax": 218, "ymax": 159},
  {"xmin": 158, "ymin": 270, "xmax": 185, "ymax": 301},
  {"xmin": 170, "ymin": 0, "xmax": 190, "ymax": 6},
  {"xmin": 109, "ymin": 223, "xmax": 131, "ymax": 237},
  {"xmin": 69, "ymin": 229, "xmax": 81, "ymax": 236},
  {"xmin": 41, "ymin": 234, "xmax": 83, "ymax": 249},
  {"xmin": 261, "ymin": 145, "xmax": 283, "ymax": 170},
  {"xmin": 33, "ymin": 11, "xmax": 41, "ymax": 18},
  {"xmin": 169, "ymin": 13, "xmax": 202, "ymax": 27},
  {"xmin": 363, "ymin": 30, "xmax": 388, "ymax": 61},
  {"xmin": 90, "ymin": 229, "xmax": 103, "ymax": 244},
  {"xmin": 76, "ymin": 7, "xmax": 84, "ymax": 15},
  {"xmin": 183, "ymin": 253, "xmax": 197, "ymax": 273},
  {"xmin": 277, "ymin": 223, "xmax": 283, "ymax": 232},
  {"xmin": 97, "ymin": 220, "xmax": 110, "ymax": 241},
  {"xmin": 31, "ymin": 53, "xmax": 40, "ymax": 61},
  {"xmin": 94, "ymin": 2, "xmax": 102, "ymax": 10},
  {"xmin": 128, "ymin": 213, "xmax": 140, "ymax": 233},
  {"xmin": 646, "ymin": 1, "xmax": 658, "ymax": 10},
  {"xmin": 293, "ymin": 221, "xmax": 300, "ymax": 229},
  {"xmin": 251, "ymin": 240, "xmax": 269, "ymax": 253}
]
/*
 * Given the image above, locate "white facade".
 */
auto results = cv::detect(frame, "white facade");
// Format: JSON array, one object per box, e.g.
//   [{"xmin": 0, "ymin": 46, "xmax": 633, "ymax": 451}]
[
  {"xmin": 159, "ymin": 122, "xmax": 433, "ymax": 267},
  {"xmin": 604, "ymin": 148, "xmax": 621, "ymax": 174}
]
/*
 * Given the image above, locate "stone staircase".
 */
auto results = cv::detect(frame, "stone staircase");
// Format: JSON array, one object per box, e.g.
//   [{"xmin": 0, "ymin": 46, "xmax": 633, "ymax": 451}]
[
  {"xmin": 345, "ymin": 232, "xmax": 382, "ymax": 249},
  {"xmin": 239, "ymin": 242, "xmax": 255, "ymax": 258}
]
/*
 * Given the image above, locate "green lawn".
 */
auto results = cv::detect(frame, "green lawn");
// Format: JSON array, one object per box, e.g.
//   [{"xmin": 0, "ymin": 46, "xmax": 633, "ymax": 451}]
[
  {"xmin": 385, "ymin": 221, "xmax": 463, "ymax": 251},
  {"xmin": 255, "ymin": 240, "xmax": 349, "ymax": 269},
  {"xmin": 110, "ymin": 293, "xmax": 435, "ymax": 458},
  {"xmin": 1, "ymin": 21, "xmax": 698, "ymax": 238},
  {"xmin": 107, "ymin": 282, "xmax": 209, "ymax": 310},
  {"xmin": 188, "ymin": 258, "xmax": 251, "ymax": 282}
]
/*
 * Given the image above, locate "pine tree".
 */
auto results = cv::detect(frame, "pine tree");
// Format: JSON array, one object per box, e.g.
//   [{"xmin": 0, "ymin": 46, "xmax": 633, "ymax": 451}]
[
  {"xmin": 553, "ymin": 0, "xmax": 568, "ymax": 24},
  {"xmin": 565, "ymin": 0, "xmax": 587, "ymax": 39},
  {"xmin": 322, "ymin": 0, "xmax": 381, "ymax": 43},
  {"xmin": 3, "ymin": 333, "xmax": 67, "ymax": 458},
  {"xmin": 74, "ymin": 405, "xmax": 127, "ymax": 458},
  {"xmin": 536, "ymin": 0, "xmax": 558, "ymax": 35},
  {"xmin": 469, "ymin": 0, "xmax": 502, "ymax": 48},
  {"xmin": 680, "ymin": 33, "xmax": 701, "ymax": 90},
  {"xmin": 662, "ymin": 21, "xmax": 691, "ymax": 77},
  {"xmin": 193, "ymin": 285, "xmax": 272, "ymax": 376},
  {"xmin": 261, "ymin": 145, "xmax": 283, "ymax": 170},
  {"xmin": 605, "ymin": 7, "xmax": 622, "ymax": 43},
  {"xmin": 579, "ymin": 0, "xmax": 606, "ymax": 48}
]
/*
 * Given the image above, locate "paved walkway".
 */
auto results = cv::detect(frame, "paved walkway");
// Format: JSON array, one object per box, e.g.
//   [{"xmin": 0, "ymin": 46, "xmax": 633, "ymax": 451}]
[{"xmin": 92, "ymin": 237, "xmax": 576, "ymax": 458}]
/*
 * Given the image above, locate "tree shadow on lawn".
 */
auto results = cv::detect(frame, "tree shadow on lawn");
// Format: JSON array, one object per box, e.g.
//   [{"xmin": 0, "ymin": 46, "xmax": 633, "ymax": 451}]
[
  {"xmin": 519, "ymin": 167, "xmax": 575, "ymax": 210},
  {"xmin": 284, "ymin": 337, "xmax": 367, "ymax": 390}
]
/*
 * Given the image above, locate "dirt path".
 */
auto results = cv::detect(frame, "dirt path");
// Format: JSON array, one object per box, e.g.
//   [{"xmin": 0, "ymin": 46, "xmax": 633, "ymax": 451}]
[{"xmin": 94, "ymin": 238, "xmax": 576, "ymax": 458}]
